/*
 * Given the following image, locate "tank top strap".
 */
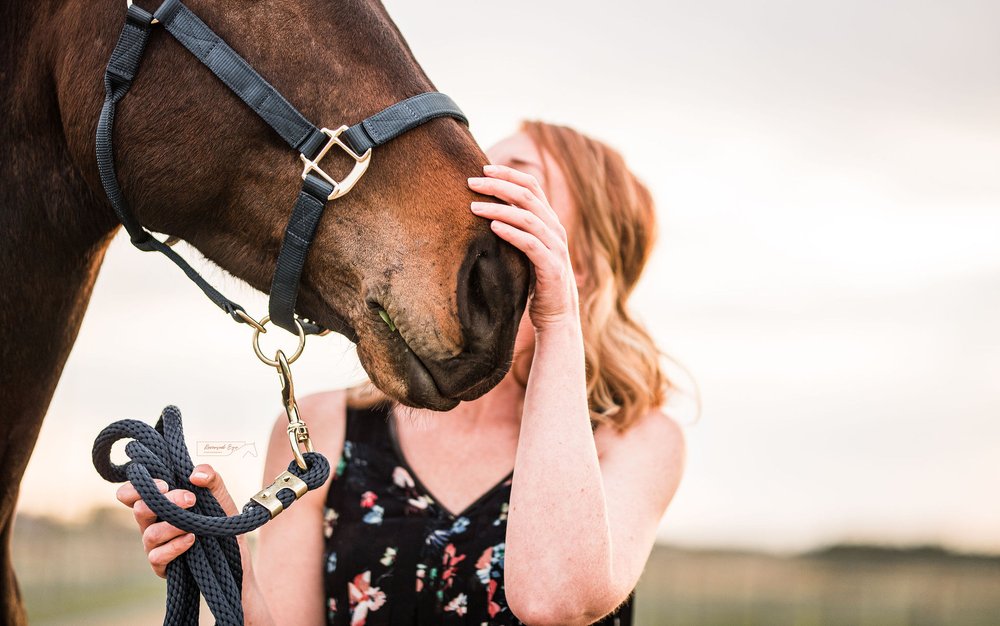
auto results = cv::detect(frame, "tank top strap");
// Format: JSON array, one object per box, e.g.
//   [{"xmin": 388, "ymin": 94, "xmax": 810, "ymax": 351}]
[{"xmin": 343, "ymin": 399, "xmax": 394, "ymax": 446}]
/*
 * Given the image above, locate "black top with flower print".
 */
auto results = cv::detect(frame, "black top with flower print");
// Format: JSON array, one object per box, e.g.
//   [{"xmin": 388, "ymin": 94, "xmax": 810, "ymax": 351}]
[{"xmin": 322, "ymin": 402, "xmax": 634, "ymax": 626}]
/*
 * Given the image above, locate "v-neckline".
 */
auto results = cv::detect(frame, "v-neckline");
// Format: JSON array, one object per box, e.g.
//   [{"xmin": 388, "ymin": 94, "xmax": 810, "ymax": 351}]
[{"xmin": 386, "ymin": 406, "xmax": 514, "ymax": 520}]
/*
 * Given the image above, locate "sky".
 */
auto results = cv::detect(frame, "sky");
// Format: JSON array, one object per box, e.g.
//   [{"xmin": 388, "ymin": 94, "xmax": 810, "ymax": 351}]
[{"xmin": 17, "ymin": 0, "xmax": 1000, "ymax": 554}]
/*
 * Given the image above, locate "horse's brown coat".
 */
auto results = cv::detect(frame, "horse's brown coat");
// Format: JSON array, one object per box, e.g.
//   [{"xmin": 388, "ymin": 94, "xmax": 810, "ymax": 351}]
[{"xmin": 0, "ymin": 1, "xmax": 528, "ymax": 621}]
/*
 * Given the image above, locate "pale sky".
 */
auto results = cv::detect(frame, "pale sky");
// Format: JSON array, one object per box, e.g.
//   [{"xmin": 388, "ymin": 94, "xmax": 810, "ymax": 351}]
[{"xmin": 18, "ymin": 0, "xmax": 1000, "ymax": 554}]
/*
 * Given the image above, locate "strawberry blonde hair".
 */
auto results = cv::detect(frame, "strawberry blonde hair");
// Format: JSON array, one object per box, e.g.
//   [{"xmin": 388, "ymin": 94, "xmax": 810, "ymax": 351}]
[
  {"xmin": 349, "ymin": 121, "xmax": 675, "ymax": 431},
  {"xmin": 519, "ymin": 121, "xmax": 670, "ymax": 430}
]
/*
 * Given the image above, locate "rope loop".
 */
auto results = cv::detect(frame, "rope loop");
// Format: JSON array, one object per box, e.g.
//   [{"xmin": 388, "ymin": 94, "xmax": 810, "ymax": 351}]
[{"xmin": 92, "ymin": 405, "xmax": 330, "ymax": 625}]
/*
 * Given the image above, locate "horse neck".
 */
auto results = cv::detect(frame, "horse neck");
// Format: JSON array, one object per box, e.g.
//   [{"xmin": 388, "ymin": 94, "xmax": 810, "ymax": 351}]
[{"xmin": 0, "ymin": 4, "xmax": 117, "ymax": 611}]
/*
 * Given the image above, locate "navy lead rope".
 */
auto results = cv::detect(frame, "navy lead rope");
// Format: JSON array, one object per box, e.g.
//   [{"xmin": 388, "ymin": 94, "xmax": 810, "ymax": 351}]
[{"xmin": 93, "ymin": 406, "xmax": 330, "ymax": 625}]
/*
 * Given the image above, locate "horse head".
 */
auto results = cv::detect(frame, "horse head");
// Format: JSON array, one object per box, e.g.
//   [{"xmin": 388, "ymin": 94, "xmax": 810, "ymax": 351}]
[{"xmin": 58, "ymin": 0, "xmax": 531, "ymax": 410}]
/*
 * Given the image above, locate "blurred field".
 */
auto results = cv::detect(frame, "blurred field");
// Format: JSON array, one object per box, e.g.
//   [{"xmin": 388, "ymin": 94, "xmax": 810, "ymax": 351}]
[
  {"xmin": 12, "ymin": 508, "xmax": 1000, "ymax": 625},
  {"xmin": 637, "ymin": 545, "xmax": 1000, "ymax": 625}
]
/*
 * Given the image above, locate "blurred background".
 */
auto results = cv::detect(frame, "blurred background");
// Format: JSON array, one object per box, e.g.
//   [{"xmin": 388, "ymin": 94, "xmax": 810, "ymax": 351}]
[{"xmin": 13, "ymin": 0, "xmax": 1000, "ymax": 623}]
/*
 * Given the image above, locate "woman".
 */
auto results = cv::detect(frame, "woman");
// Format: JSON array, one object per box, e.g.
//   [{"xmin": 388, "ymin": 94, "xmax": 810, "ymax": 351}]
[{"xmin": 117, "ymin": 121, "xmax": 686, "ymax": 625}]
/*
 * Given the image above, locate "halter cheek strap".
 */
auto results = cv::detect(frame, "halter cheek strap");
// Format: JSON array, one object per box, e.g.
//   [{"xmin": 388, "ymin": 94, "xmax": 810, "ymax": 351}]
[{"xmin": 99, "ymin": 0, "xmax": 469, "ymax": 335}]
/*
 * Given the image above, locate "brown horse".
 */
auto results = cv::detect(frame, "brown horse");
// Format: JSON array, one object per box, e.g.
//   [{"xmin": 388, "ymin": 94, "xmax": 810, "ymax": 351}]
[{"xmin": 0, "ymin": 0, "xmax": 530, "ymax": 622}]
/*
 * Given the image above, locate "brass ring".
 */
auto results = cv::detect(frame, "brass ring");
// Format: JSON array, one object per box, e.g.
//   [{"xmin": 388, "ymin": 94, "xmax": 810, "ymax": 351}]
[{"xmin": 252, "ymin": 316, "xmax": 306, "ymax": 367}]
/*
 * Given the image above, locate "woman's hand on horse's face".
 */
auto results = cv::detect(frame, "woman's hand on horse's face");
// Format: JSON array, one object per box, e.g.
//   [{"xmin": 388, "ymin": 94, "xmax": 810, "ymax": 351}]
[
  {"xmin": 469, "ymin": 164, "xmax": 580, "ymax": 332},
  {"xmin": 114, "ymin": 464, "xmax": 238, "ymax": 578}
]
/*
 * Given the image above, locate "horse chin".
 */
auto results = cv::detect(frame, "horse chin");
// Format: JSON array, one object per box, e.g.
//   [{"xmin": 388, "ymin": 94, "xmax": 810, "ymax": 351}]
[
  {"xmin": 449, "ymin": 364, "xmax": 510, "ymax": 402},
  {"xmin": 344, "ymin": 313, "xmax": 516, "ymax": 410},
  {"xmin": 393, "ymin": 334, "xmax": 508, "ymax": 409},
  {"xmin": 347, "ymin": 319, "xmax": 460, "ymax": 411},
  {"xmin": 400, "ymin": 347, "xmax": 461, "ymax": 411}
]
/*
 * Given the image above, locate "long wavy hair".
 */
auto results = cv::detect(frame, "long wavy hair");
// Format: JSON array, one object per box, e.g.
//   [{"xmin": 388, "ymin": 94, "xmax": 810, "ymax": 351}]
[
  {"xmin": 348, "ymin": 121, "xmax": 676, "ymax": 431},
  {"xmin": 520, "ymin": 120, "xmax": 671, "ymax": 430}
]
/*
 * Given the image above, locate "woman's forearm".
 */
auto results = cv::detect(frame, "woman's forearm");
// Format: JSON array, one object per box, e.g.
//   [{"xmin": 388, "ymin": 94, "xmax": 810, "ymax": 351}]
[
  {"xmin": 245, "ymin": 584, "xmax": 277, "ymax": 626},
  {"xmin": 240, "ymin": 539, "xmax": 277, "ymax": 626},
  {"xmin": 468, "ymin": 164, "xmax": 631, "ymax": 623},
  {"xmin": 504, "ymin": 317, "xmax": 617, "ymax": 622}
]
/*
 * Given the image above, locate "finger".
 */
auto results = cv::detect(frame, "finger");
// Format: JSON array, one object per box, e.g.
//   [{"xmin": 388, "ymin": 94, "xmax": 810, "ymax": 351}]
[
  {"xmin": 117, "ymin": 478, "xmax": 169, "ymax": 508},
  {"xmin": 479, "ymin": 165, "xmax": 565, "ymax": 237},
  {"xmin": 471, "ymin": 202, "xmax": 567, "ymax": 253},
  {"xmin": 133, "ymin": 488, "xmax": 196, "ymax": 532},
  {"xmin": 467, "ymin": 176, "xmax": 560, "ymax": 230},
  {"xmin": 148, "ymin": 532, "xmax": 196, "ymax": 579},
  {"xmin": 483, "ymin": 163, "xmax": 548, "ymax": 202},
  {"xmin": 142, "ymin": 520, "xmax": 188, "ymax": 554},
  {"xmin": 189, "ymin": 464, "xmax": 238, "ymax": 516},
  {"xmin": 489, "ymin": 221, "xmax": 565, "ymax": 283}
]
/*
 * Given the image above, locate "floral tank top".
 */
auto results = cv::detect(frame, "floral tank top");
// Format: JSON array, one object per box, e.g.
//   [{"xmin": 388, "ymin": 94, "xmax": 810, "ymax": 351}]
[{"xmin": 322, "ymin": 402, "xmax": 634, "ymax": 625}]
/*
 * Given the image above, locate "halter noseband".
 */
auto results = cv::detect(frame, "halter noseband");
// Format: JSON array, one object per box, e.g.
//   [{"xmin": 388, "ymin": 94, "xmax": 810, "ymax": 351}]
[{"xmin": 99, "ymin": 0, "xmax": 469, "ymax": 335}]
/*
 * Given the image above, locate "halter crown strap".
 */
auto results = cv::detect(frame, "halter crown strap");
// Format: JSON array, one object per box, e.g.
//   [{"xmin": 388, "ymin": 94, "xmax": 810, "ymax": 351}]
[
  {"xmin": 339, "ymin": 92, "xmax": 468, "ymax": 155},
  {"xmin": 153, "ymin": 0, "xmax": 328, "ymax": 156},
  {"xmin": 98, "ymin": 0, "xmax": 469, "ymax": 335}
]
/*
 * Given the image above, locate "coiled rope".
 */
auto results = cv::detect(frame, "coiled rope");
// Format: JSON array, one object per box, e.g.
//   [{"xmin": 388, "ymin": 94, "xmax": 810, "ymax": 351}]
[{"xmin": 93, "ymin": 405, "xmax": 330, "ymax": 625}]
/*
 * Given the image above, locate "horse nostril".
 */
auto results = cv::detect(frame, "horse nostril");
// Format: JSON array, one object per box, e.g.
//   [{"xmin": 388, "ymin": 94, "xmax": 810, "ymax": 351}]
[
  {"xmin": 412, "ymin": 231, "xmax": 529, "ymax": 400},
  {"xmin": 457, "ymin": 233, "xmax": 506, "ymax": 335},
  {"xmin": 468, "ymin": 252, "xmax": 488, "ymax": 312}
]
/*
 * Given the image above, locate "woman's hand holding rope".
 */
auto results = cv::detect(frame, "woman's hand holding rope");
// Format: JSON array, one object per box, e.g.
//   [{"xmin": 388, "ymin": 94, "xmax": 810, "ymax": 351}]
[{"xmin": 116, "ymin": 465, "xmax": 239, "ymax": 578}]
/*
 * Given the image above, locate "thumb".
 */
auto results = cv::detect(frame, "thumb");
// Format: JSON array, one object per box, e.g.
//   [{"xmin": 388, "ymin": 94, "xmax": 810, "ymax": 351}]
[{"xmin": 189, "ymin": 464, "xmax": 239, "ymax": 516}]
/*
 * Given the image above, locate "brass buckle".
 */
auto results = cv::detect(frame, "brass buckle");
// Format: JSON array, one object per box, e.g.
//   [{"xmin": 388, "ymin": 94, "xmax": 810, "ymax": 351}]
[
  {"xmin": 276, "ymin": 350, "xmax": 313, "ymax": 470},
  {"xmin": 300, "ymin": 126, "xmax": 372, "ymax": 200},
  {"xmin": 247, "ymin": 314, "xmax": 313, "ymax": 470},
  {"xmin": 251, "ymin": 470, "xmax": 309, "ymax": 518}
]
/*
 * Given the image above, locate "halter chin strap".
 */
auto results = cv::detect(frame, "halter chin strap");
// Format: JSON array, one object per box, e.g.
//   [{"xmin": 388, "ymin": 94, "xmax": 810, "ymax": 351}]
[{"xmin": 98, "ymin": 0, "xmax": 469, "ymax": 335}]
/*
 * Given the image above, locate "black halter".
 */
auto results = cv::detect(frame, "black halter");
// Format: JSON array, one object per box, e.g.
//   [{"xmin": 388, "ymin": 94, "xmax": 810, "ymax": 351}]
[{"xmin": 98, "ymin": 0, "xmax": 469, "ymax": 335}]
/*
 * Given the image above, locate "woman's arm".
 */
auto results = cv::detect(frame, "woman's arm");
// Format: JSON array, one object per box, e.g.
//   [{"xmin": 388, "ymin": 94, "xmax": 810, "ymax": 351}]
[
  {"xmin": 468, "ymin": 166, "xmax": 686, "ymax": 626},
  {"xmin": 509, "ymin": 321, "xmax": 685, "ymax": 625},
  {"xmin": 254, "ymin": 390, "xmax": 347, "ymax": 626}
]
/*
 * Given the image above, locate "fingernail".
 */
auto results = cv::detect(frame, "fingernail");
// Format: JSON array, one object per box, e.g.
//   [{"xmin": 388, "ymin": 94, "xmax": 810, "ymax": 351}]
[
  {"xmin": 184, "ymin": 492, "xmax": 195, "ymax": 506},
  {"xmin": 470, "ymin": 204, "xmax": 482, "ymax": 212},
  {"xmin": 185, "ymin": 533, "xmax": 196, "ymax": 542},
  {"xmin": 154, "ymin": 479, "xmax": 169, "ymax": 493},
  {"xmin": 191, "ymin": 471, "xmax": 209, "ymax": 482},
  {"xmin": 483, "ymin": 164, "xmax": 498, "ymax": 173},
  {"xmin": 467, "ymin": 177, "xmax": 481, "ymax": 185}
]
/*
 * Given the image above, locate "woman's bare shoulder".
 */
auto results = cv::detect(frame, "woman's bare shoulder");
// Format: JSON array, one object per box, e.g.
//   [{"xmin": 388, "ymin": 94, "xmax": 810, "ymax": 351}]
[
  {"xmin": 595, "ymin": 408, "xmax": 686, "ymax": 469},
  {"xmin": 595, "ymin": 408, "xmax": 686, "ymax": 514},
  {"xmin": 297, "ymin": 389, "xmax": 348, "ymax": 418}
]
